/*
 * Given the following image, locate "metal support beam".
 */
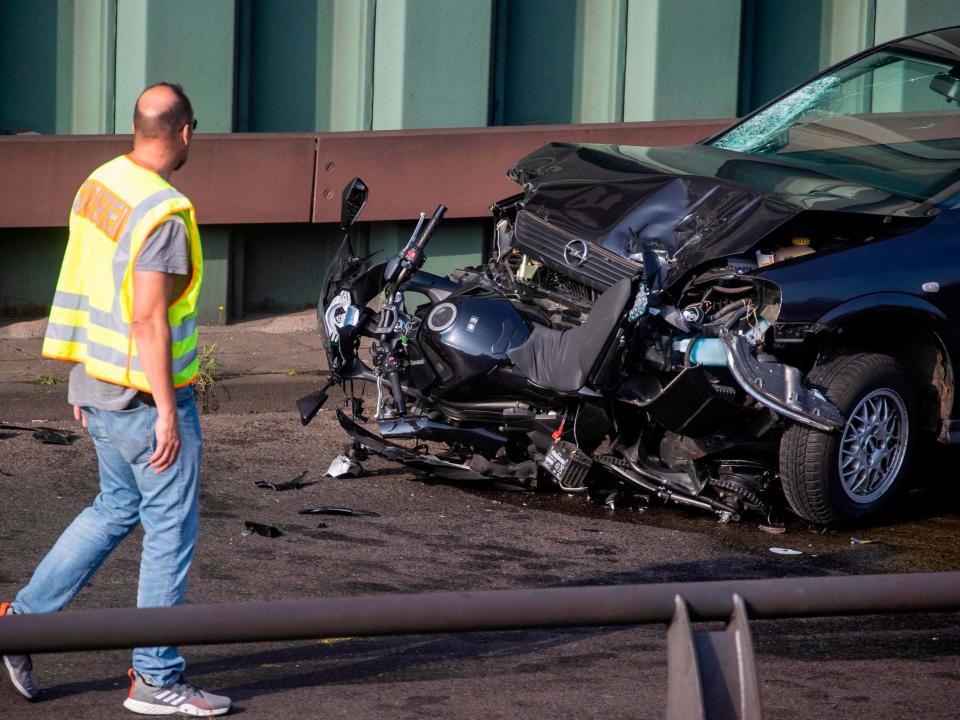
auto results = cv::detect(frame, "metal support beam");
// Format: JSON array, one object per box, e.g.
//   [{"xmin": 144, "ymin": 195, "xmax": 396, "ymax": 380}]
[
  {"xmin": 0, "ymin": 573, "xmax": 957, "ymax": 656},
  {"xmin": 667, "ymin": 594, "xmax": 761, "ymax": 720}
]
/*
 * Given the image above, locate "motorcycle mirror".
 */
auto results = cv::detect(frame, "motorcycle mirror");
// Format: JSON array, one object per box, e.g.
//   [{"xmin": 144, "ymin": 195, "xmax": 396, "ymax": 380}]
[
  {"xmin": 297, "ymin": 388, "xmax": 329, "ymax": 426},
  {"xmin": 340, "ymin": 177, "xmax": 369, "ymax": 231}
]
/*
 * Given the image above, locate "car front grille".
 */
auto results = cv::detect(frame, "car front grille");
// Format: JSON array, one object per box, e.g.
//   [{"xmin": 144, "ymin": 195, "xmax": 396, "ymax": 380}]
[{"xmin": 514, "ymin": 210, "xmax": 640, "ymax": 291}]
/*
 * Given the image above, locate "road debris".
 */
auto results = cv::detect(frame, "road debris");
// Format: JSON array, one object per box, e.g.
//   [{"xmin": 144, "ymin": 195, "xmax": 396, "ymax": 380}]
[
  {"xmin": 0, "ymin": 422, "xmax": 79, "ymax": 445},
  {"xmin": 604, "ymin": 489, "xmax": 622, "ymax": 510},
  {"xmin": 242, "ymin": 521, "xmax": 284, "ymax": 538},
  {"xmin": 326, "ymin": 455, "xmax": 363, "ymax": 478},
  {"xmin": 298, "ymin": 506, "xmax": 380, "ymax": 517},
  {"xmin": 769, "ymin": 547, "xmax": 803, "ymax": 556},
  {"xmin": 254, "ymin": 470, "xmax": 315, "ymax": 491},
  {"xmin": 850, "ymin": 537, "xmax": 880, "ymax": 545},
  {"xmin": 759, "ymin": 524, "xmax": 787, "ymax": 535}
]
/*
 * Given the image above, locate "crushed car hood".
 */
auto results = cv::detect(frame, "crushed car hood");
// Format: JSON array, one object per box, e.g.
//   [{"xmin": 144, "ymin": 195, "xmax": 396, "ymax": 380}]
[{"xmin": 509, "ymin": 142, "xmax": 931, "ymax": 287}]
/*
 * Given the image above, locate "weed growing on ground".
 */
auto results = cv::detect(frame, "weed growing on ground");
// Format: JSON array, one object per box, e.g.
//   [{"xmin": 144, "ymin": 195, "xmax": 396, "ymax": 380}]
[
  {"xmin": 194, "ymin": 343, "xmax": 221, "ymax": 414},
  {"xmin": 34, "ymin": 374, "xmax": 61, "ymax": 385}
]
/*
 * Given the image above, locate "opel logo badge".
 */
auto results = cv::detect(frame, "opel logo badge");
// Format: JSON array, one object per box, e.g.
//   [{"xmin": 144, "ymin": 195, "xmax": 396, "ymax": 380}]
[{"xmin": 563, "ymin": 239, "xmax": 590, "ymax": 267}]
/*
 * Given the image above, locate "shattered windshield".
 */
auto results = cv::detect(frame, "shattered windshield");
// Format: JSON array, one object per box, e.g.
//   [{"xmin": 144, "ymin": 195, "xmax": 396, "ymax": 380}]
[{"xmin": 710, "ymin": 50, "xmax": 960, "ymax": 201}]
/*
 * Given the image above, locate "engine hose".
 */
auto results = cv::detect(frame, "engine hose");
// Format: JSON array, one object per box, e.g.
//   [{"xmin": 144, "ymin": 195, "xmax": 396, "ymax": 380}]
[
  {"xmin": 710, "ymin": 298, "xmax": 748, "ymax": 320},
  {"xmin": 721, "ymin": 306, "xmax": 749, "ymax": 331},
  {"xmin": 706, "ymin": 285, "xmax": 755, "ymax": 296}
]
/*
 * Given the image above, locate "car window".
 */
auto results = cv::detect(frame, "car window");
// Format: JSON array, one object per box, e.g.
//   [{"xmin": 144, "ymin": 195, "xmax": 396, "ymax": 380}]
[{"xmin": 711, "ymin": 50, "xmax": 960, "ymax": 201}]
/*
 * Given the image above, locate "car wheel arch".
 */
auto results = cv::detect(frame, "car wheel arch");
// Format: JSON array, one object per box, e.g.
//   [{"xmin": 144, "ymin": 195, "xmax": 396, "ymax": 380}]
[{"xmin": 807, "ymin": 298, "xmax": 953, "ymax": 442}]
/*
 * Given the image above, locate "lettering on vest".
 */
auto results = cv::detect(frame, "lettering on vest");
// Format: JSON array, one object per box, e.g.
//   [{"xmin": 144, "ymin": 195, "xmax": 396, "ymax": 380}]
[{"xmin": 73, "ymin": 180, "xmax": 132, "ymax": 242}]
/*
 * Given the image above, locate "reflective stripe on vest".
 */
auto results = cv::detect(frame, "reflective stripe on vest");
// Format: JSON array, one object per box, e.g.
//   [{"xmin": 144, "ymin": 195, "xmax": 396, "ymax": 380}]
[
  {"xmin": 41, "ymin": 155, "xmax": 204, "ymax": 393},
  {"xmin": 48, "ymin": 290, "xmax": 198, "ymax": 344}
]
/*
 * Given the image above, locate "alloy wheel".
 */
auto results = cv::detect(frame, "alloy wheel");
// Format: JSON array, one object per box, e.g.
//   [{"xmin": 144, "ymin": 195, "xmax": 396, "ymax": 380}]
[{"xmin": 838, "ymin": 388, "xmax": 909, "ymax": 504}]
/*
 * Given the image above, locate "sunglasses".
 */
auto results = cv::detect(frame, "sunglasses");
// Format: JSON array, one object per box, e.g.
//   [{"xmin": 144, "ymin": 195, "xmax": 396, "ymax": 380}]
[{"xmin": 188, "ymin": 118, "xmax": 198, "ymax": 131}]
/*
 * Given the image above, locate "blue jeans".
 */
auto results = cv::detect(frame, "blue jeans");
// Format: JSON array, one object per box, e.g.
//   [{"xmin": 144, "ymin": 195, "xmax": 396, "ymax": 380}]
[{"xmin": 12, "ymin": 386, "xmax": 201, "ymax": 687}]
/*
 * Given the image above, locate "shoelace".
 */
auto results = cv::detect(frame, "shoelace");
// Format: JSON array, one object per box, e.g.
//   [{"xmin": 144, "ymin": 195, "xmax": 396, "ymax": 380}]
[{"xmin": 170, "ymin": 678, "xmax": 202, "ymax": 697}]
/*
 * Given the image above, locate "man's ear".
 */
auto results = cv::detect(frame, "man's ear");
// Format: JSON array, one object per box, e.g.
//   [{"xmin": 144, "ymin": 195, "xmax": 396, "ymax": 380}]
[{"xmin": 181, "ymin": 125, "xmax": 190, "ymax": 145}]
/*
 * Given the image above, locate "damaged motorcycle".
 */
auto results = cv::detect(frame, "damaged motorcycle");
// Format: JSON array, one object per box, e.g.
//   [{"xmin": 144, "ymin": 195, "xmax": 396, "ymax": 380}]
[{"xmin": 301, "ymin": 26, "xmax": 960, "ymax": 526}]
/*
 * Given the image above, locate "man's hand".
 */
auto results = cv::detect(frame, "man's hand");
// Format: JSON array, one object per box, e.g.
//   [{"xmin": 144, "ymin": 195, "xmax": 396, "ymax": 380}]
[
  {"xmin": 150, "ymin": 409, "xmax": 180, "ymax": 473},
  {"xmin": 73, "ymin": 404, "xmax": 88, "ymax": 428}
]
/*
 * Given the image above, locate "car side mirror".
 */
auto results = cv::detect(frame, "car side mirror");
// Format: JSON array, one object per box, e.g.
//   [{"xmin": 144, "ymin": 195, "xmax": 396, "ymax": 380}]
[{"xmin": 340, "ymin": 178, "xmax": 368, "ymax": 231}]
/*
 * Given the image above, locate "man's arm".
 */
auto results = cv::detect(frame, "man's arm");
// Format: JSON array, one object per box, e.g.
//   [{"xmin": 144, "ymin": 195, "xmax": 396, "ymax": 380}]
[{"xmin": 132, "ymin": 269, "xmax": 179, "ymax": 473}]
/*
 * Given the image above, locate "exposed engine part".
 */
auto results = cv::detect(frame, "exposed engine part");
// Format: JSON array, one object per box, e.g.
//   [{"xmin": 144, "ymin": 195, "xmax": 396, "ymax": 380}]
[
  {"xmin": 493, "ymin": 218, "xmax": 514, "ymax": 260},
  {"xmin": 542, "ymin": 440, "xmax": 593, "ymax": 492},
  {"xmin": 775, "ymin": 244, "xmax": 815, "ymax": 263},
  {"xmin": 595, "ymin": 455, "xmax": 739, "ymax": 522},
  {"xmin": 709, "ymin": 461, "xmax": 774, "ymax": 516},
  {"xmin": 517, "ymin": 253, "xmax": 541, "ymax": 282},
  {"xmin": 682, "ymin": 304, "xmax": 704, "ymax": 324},
  {"xmin": 531, "ymin": 265, "xmax": 597, "ymax": 304}
]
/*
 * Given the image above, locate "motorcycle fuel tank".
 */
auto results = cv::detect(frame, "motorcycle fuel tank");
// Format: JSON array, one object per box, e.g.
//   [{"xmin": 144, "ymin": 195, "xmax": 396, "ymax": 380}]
[{"xmin": 417, "ymin": 294, "xmax": 531, "ymax": 397}]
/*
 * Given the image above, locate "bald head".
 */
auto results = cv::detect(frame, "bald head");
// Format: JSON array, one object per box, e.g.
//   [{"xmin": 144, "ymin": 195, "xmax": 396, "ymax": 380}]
[{"xmin": 133, "ymin": 83, "xmax": 194, "ymax": 140}]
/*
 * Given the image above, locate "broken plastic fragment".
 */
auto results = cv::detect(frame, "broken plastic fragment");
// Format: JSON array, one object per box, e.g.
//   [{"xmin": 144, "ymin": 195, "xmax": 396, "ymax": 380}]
[
  {"xmin": 850, "ymin": 537, "xmax": 879, "ymax": 545},
  {"xmin": 769, "ymin": 547, "xmax": 803, "ymax": 555},
  {"xmin": 34, "ymin": 429, "xmax": 79, "ymax": 445},
  {"xmin": 627, "ymin": 282, "xmax": 649, "ymax": 322},
  {"xmin": 758, "ymin": 524, "xmax": 787, "ymax": 535},
  {"xmin": 254, "ymin": 470, "xmax": 314, "ymax": 491},
  {"xmin": 298, "ymin": 506, "xmax": 380, "ymax": 517},
  {"xmin": 243, "ymin": 521, "xmax": 284, "ymax": 538},
  {"xmin": 0, "ymin": 422, "xmax": 79, "ymax": 445},
  {"xmin": 326, "ymin": 455, "xmax": 363, "ymax": 478},
  {"xmin": 604, "ymin": 489, "xmax": 621, "ymax": 510}
]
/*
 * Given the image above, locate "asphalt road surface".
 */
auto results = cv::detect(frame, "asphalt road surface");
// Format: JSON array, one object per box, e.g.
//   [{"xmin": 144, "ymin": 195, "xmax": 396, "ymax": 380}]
[{"xmin": 0, "ymin": 403, "xmax": 958, "ymax": 719}]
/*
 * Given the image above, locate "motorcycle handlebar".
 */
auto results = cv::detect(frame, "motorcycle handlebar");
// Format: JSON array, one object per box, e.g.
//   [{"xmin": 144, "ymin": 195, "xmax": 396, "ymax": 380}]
[
  {"xmin": 414, "ymin": 204, "xmax": 447, "ymax": 251},
  {"xmin": 388, "ymin": 370, "xmax": 406, "ymax": 415}
]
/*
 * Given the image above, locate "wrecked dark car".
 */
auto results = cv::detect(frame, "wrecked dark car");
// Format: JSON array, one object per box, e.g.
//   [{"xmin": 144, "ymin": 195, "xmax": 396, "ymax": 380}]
[
  {"xmin": 306, "ymin": 26, "xmax": 960, "ymax": 527},
  {"xmin": 488, "ymin": 26, "xmax": 960, "ymax": 524}
]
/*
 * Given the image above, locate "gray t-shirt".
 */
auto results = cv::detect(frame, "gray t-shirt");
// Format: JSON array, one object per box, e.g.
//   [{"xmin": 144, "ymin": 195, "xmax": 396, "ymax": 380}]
[{"xmin": 68, "ymin": 218, "xmax": 191, "ymax": 410}]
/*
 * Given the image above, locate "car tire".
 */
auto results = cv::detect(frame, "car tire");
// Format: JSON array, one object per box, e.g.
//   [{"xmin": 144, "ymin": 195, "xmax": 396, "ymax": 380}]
[{"xmin": 779, "ymin": 353, "xmax": 917, "ymax": 525}]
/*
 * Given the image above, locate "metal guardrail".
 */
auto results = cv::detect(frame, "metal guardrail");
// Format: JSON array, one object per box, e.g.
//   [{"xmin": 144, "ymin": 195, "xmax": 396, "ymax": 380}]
[
  {"xmin": 0, "ymin": 119, "xmax": 732, "ymax": 227},
  {"xmin": 2, "ymin": 573, "xmax": 958, "ymax": 719}
]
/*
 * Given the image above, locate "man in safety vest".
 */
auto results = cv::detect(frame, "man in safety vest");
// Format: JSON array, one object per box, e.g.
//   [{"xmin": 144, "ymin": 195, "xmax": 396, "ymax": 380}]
[{"xmin": 1, "ymin": 83, "xmax": 231, "ymax": 717}]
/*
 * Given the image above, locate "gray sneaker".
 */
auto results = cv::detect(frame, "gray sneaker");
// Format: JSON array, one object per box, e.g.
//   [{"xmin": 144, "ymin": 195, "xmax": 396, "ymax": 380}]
[
  {"xmin": 123, "ymin": 668, "xmax": 232, "ymax": 716},
  {"xmin": 0, "ymin": 602, "xmax": 38, "ymax": 701}
]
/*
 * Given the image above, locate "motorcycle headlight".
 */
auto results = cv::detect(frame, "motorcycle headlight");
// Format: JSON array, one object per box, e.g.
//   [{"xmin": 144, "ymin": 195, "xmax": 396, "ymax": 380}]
[{"xmin": 323, "ymin": 290, "xmax": 359, "ymax": 343}]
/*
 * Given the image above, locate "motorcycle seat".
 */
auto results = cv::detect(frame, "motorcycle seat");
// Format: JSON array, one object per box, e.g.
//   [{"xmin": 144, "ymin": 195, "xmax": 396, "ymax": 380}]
[{"xmin": 507, "ymin": 278, "xmax": 633, "ymax": 393}]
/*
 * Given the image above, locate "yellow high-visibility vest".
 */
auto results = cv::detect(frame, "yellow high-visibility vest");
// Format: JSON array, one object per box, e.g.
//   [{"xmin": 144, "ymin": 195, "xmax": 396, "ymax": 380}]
[{"xmin": 42, "ymin": 155, "xmax": 204, "ymax": 392}]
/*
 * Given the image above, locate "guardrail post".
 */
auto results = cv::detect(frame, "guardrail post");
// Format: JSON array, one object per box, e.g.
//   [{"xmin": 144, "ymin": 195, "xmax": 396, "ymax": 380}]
[{"xmin": 666, "ymin": 593, "xmax": 761, "ymax": 720}]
